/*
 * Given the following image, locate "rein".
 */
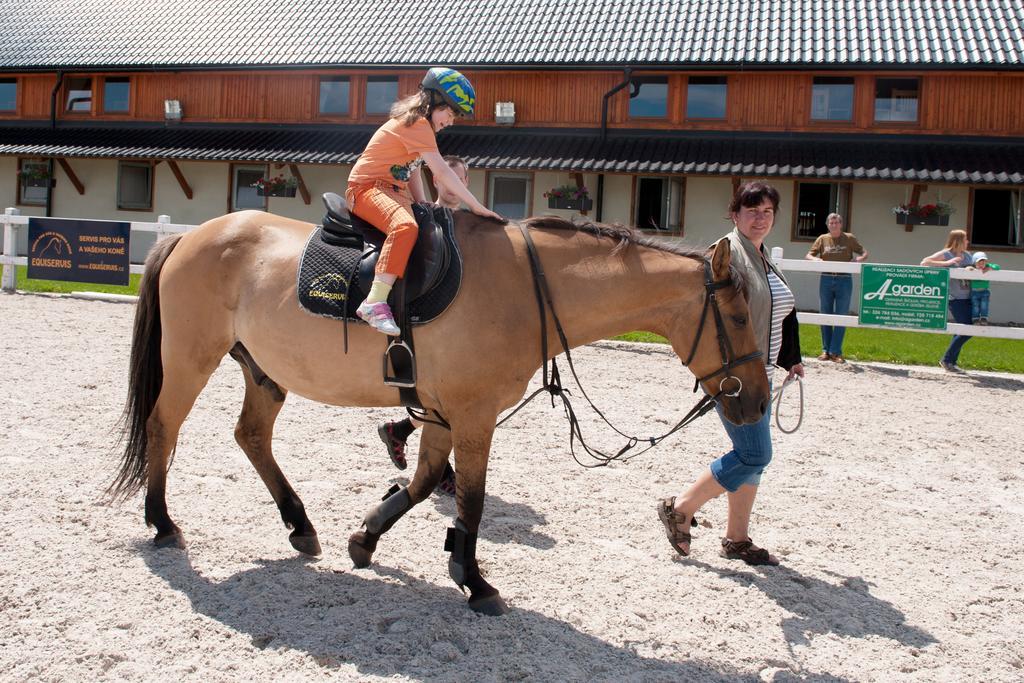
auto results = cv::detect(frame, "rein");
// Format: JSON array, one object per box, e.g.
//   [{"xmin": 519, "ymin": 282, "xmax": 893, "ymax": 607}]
[{"xmin": 498, "ymin": 224, "xmax": 763, "ymax": 467}]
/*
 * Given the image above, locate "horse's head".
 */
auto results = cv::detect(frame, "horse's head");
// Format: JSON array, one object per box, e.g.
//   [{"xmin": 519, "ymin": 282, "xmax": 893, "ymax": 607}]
[{"xmin": 669, "ymin": 239, "xmax": 770, "ymax": 425}]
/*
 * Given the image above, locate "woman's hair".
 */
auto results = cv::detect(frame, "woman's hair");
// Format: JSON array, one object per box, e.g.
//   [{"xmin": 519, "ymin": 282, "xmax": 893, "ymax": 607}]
[
  {"xmin": 390, "ymin": 90, "xmax": 451, "ymax": 126},
  {"xmin": 728, "ymin": 181, "xmax": 781, "ymax": 214},
  {"xmin": 827, "ymin": 212, "xmax": 843, "ymax": 224},
  {"xmin": 944, "ymin": 229, "xmax": 968, "ymax": 251}
]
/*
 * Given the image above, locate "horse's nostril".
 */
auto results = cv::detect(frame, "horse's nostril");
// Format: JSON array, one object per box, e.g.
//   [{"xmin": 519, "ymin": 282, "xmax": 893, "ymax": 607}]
[{"xmin": 759, "ymin": 399, "xmax": 768, "ymax": 415}]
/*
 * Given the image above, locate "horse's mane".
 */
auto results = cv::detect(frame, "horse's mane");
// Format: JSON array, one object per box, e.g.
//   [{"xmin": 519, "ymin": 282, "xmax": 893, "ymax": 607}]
[{"xmin": 518, "ymin": 216, "xmax": 747, "ymax": 296}]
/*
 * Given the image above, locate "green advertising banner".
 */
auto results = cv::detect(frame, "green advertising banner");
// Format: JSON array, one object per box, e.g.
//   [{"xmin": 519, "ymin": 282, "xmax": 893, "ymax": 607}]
[{"xmin": 859, "ymin": 264, "xmax": 950, "ymax": 330}]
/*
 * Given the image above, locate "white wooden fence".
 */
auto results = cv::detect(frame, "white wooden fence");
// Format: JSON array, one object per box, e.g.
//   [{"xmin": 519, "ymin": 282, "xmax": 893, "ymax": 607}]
[
  {"xmin": 3, "ymin": 207, "xmax": 1023, "ymax": 342},
  {"xmin": 771, "ymin": 247, "xmax": 1024, "ymax": 341}
]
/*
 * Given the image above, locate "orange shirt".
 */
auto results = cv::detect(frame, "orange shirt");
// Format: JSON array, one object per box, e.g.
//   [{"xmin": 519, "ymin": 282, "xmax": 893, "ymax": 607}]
[{"xmin": 347, "ymin": 117, "xmax": 439, "ymax": 188}]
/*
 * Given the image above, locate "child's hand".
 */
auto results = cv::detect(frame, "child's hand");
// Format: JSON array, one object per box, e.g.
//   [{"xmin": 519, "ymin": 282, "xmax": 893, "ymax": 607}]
[{"xmin": 473, "ymin": 206, "xmax": 504, "ymax": 221}]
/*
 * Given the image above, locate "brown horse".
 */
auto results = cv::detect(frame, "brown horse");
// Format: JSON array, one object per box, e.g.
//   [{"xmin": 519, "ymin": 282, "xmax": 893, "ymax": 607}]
[{"xmin": 111, "ymin": 209, "xmax": 770, "ymax": 615}]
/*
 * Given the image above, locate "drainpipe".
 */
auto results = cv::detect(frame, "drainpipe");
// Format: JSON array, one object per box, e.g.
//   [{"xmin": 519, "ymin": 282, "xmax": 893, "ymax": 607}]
[
  {"xmin": 598, "ymin": 68, "xmax": 633, "ymax": 221},
  {"xmin": 600, "ymin": 67, "xmax": 632, "ymax": 143},
  {"xmin": 46, "ymin": 71, "xmax": 64, "ymax": 217}
]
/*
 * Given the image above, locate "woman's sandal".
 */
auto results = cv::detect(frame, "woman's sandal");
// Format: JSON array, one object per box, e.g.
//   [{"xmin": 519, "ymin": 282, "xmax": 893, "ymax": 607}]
[
  {"xmin": 720, "ymin": 537, "xmax": 780, "ymax": 566},
  {"xmin": 656, "ymin": 496, "xmax": 697, "ymax": 556}
]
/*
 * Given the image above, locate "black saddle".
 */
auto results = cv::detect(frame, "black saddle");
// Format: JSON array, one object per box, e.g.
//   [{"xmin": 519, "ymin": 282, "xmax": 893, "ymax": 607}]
[
  {"xmin": 298, "ymin": 192, "xmax": 463, "ymax": 399},
  {"xmin": 321, "ymin": 192, "xmax": 449, "ymax": 303}
]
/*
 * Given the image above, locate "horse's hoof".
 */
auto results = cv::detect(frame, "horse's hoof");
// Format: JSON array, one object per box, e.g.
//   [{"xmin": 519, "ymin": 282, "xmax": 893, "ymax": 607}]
[
  {"xmin": 468, "ymin": 592, "xmax": 508, "ymax": 616},
  {"xmin": 289, "ymin": 532, "xmax": 322, "ymax": 557},
  {"xmin": 347, "ymin": 531, "xmax": 374, "ymax": 568},
  {"xmin": 153, "ymin": 529, "xmax": 185, "ymax": 549}
]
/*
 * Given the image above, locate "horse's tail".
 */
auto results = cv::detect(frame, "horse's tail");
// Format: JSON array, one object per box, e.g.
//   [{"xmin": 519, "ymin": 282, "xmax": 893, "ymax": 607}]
[{"xmin": 108, "ymin": 233, "xmax": 184, "ymax": 502}]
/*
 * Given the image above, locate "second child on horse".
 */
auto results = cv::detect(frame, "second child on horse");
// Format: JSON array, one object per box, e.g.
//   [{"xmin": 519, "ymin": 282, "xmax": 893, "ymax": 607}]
[{"xmin": 346, "ymin": 67, "xmax": 501, "ymax": 335}]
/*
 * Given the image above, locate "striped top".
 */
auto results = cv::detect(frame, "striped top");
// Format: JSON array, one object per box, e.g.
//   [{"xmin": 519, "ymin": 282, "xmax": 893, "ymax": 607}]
[{"xmin": 766, "ymin": 269, "xmax": 795, "ymax": 369}]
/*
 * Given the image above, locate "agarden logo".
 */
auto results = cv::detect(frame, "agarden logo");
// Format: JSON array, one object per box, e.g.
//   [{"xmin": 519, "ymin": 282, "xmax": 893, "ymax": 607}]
[{"xmin": 863, "ymin": 278, "xmax": 943, "ymax": 302}]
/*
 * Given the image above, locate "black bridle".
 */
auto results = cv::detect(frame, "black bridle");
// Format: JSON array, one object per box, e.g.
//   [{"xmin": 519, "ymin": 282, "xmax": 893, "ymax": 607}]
[
  {"xmin": 682, "ymin": 254, "xmax": 764, "ymax": 398},
  {"xmin": 495, "ymin": 225, "xmax": 763, "ymax": 467}
]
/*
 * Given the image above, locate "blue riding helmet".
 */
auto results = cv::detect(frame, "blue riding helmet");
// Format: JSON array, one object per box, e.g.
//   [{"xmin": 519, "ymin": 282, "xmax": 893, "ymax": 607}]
[{"xmin": 421, "ymin": 67, "xmax": 476, "ymax": 118}]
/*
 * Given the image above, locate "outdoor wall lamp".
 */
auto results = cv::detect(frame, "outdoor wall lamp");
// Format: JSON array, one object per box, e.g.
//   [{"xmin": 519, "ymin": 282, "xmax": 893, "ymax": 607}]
[{"xmin": 164, "ymin": 99, "xmax": 182, "ymax": 121}]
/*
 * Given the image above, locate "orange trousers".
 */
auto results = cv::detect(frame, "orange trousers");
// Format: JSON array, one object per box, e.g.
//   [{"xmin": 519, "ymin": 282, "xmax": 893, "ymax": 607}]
[{"xmin": 346, "ymin": 180, "xmax": 418, "ymax": 278}]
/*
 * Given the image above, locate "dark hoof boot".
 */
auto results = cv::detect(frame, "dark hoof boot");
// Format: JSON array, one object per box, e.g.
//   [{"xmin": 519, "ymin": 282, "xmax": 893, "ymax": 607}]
[
  {"xmin": 153, "ymin": 528, "xmax": 185, "ymax": 549},
  {"xmin": 289, "ymin": 531, "xmax": 322, "ymax": 557},
  {"xmin": 468, "ymin": 591, "xmax": 508, "ymax": 616},
  {"xmin": 348, "ymin": 530, "xmax": 378, "ymax": 568}
]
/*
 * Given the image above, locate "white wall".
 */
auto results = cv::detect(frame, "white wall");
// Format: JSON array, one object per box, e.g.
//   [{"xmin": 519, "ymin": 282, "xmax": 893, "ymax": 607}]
[
  {"xmin": 2, "ymin": 159, "xmax": 355, "ymax": 260},
  {"xmin": 599, "ymin": 174, "xmax": 634, "ymax": 226},
  {"xmin": 4, "ymin": 158, "xmax": 1023, "ymax": 322}
]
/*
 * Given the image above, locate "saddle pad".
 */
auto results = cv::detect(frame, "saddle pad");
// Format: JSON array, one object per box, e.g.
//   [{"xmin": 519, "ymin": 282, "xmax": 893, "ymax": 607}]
[{"xmin": 296, "ymin": 225, "xmax": 463, "ymax": 326}]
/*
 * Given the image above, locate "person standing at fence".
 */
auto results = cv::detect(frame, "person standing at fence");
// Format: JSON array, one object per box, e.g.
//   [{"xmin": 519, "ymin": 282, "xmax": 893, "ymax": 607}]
[
  {"xmin": 804, "ymin": 214, "xmax": 868, "ymax": 363},
  {"xmin": 376, "ymin": 155, "xmax": 470, "ymax": 496},
  {"xmin": 921, "ymin": 229, "xmax": 975, "ymax": 372},
  {"xmin": 657, "ymin": 181, "xmax": 804, "ymax": 567},
  {"xmin": 966, "ymin": 251, "xmax": 999, "ymax": 325}
]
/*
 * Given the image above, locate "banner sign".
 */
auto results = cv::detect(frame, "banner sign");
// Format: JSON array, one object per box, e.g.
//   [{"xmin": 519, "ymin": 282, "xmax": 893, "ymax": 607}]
[
  {"xmin": 28, "ymin": 217, "xmax": 131, "ymax": 286},
  {"xmin": 859, "ymin": 264, "xmax": 949, "ymax": 330}
]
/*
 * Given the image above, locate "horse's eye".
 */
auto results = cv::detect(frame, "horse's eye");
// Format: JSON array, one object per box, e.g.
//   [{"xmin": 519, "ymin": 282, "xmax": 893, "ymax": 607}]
[{"xmin": 731, "ymin": 315, "xmax": 747, "ymax": 325}]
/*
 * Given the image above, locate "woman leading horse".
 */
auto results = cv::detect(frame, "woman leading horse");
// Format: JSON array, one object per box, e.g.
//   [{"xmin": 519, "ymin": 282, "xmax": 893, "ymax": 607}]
[{"xmin": 111, "ymin": 208, "xmax": 770, "ymax": 615}]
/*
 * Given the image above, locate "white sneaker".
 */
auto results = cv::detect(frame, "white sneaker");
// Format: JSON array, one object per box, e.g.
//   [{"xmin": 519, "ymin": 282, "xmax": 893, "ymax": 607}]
[
  {"xmin": 356, "ymin": 301, "xmax": 400, "ymax": 335},
  {"xmin": 939, "ymin": 361, "xmax": 963, "ymax": 373}
]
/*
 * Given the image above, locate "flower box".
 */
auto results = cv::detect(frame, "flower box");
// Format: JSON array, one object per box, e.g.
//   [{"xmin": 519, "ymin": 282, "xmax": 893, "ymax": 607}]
[
  {"xmin": 257, "ymin": 186, "xmax": 297, "ymax": 198},
  {"xmin": 548, "ymin": 197, "xmax": 593, "ymax": 211},
  {"xmin": 894, "ymin": 214, "xmax": 949, "ymax": 226}
]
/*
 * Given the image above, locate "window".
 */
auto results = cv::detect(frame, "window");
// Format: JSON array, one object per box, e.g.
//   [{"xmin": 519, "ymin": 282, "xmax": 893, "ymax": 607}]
[
  {"xmin": 635, "ymin": 177, "xmax": 684, "ymax": 232},
  {"xmin": 794, "ymin": 182, "xmax": 851, "ymax": 239},
  {"xmin": 811, "ymin": 77, "xmax": 854, "ymax": 121},
  {"xmin": 319, "ymin": 77, "xmax": 350, "ymax": 115},
  {"xmin": 365, "ymin": 77, "xmax": 398, "ymax": 116},
  {"xmin": 629, "ymin": 78, "xmax": 668, "ymax": 118},
  {"xmin": 488, "ymin": 173, "xmax": 531, "ymax": 219},
  {"xmin": 65, "ymin": 77, "xmax": 93, "ymax": 113},
  {"xmin": 686, "ymin": 77, "xmax": 727, "ymax": 119},
  {"xmin": 971, "ymin": 188, "xmax": 1023, "ymax": 249},
  {"xmin": 18, "ymin": 159, "xmax": 49, "ymax": 206},
  {"xmin": 103, "ymin": 77, "xmax": 130, "ymax": 113},
  {"xmin": 0, "ymin": 78, "xmax": 16, "ymax": 111},
  {"xmin": 232, "ymin": 165, "xmax": 267, "ymax": 211},
  {"xmin": 117, "ymin": 162, "xmax": 152, "ymax": 210},
  {"xmin": 875, "ymin": 78, "xmax": 919, "ymax": 122}
]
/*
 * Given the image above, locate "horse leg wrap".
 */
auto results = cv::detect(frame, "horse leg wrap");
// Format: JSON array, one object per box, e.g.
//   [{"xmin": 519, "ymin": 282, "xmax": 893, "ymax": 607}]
[
  {"xmin": 362, "ymin": 484, "xmax": 412, "ymax": 535},
  {"xmin": 444, "ymin": 519, "xmax": 478, "ymax": 590}
]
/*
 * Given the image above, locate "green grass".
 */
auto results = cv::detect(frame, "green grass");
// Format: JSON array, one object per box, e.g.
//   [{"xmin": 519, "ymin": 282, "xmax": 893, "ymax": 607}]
[
  {"xmin": 13, "ymin": 265, "xmax": 141, "ymax": 296},
  {"xmin": 614, "ymin": 323, "xmax": 1024, "ymax": 374}
]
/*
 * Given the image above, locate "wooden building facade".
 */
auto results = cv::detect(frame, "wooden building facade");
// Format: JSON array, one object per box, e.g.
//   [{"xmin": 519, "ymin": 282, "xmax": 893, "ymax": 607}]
[{"xmin": 2, "ymin": 0, "xmax": 1023, "ymax": 318}]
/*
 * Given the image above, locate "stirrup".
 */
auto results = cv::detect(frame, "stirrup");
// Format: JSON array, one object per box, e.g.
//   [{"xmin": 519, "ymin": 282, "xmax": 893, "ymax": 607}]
[{"xmin": 383, "ymin": 339, "xmax": 416, "ymax": 388}]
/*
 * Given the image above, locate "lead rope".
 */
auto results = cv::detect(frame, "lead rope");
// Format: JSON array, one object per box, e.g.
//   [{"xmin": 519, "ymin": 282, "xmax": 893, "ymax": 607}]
[
  {"xmin": 502, "ymin": 223, "xmax": 737, "ymax": 466},
  {"xmin": 771, "ymin": 374, "xmax": 804, "ymax": 434}
]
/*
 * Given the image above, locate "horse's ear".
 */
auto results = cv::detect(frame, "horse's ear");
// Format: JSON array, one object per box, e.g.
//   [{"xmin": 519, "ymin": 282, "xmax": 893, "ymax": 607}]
[{"xmin": 710, "ymin": 238, "xmax": 731, "ymax": 281}]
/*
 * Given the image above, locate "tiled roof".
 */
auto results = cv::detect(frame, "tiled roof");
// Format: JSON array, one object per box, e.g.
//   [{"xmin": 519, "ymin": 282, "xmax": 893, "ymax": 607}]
[
  {"xmin": 2, "ymin": 124, "xmax": 1022, "ymax": 184},
  {"xmin": 0, "ymin": 1, "xmax": 1021, "ymax": 70}
]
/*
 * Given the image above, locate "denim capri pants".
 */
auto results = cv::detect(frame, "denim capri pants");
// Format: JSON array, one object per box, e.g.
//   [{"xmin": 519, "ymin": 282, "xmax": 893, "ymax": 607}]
[{"xmin": 709, "ymin": 380, "xmax": 774, "ymax": 491}]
